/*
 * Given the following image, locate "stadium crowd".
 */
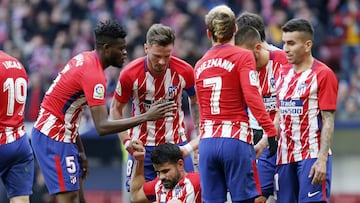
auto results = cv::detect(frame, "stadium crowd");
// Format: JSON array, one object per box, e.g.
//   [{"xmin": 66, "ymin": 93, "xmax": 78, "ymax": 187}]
[
  {"xmin": 0, "ymin": 0, "xmax": 359, "ymax": 123},
  {"xmin": 0, "ymin": 0, "xmax": 359, "ymax": 203}
]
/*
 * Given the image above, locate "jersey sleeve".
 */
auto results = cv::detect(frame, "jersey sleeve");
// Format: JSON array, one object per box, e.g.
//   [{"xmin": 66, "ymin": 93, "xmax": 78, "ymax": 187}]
[
  {"xmin": 80, "ymin": 59, "xmax": 107, "ymax": 107},
  {"xmin": 318, "ymin": 66, "xmax": 338, "ymax": 111},
  {"xmin": 142, "ymin": 179, "xmax": 157, "ymax": 201},
  {"xmin": 180, "ymin": 60, "xmax": 196, "ymax": 97},
  {"xmin": 273, "ymin": 51, "xmax": 288, "ymax": 82},
  {"xmin": 113, "ymin": 68, "xmax": 132, "ymax": 104},
  {"xmin": 238, "ymin": 51, "xmax": 277, "ymax": 136},
  {"xmin": 188, "ymin": 173, "xmax": 202, "ymax": 203}
]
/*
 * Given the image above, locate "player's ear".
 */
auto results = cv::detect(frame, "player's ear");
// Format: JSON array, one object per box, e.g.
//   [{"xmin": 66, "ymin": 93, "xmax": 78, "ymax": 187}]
[
  {"xmin": 144, "ymin": 43, "xmax": 149, "ymax": 54},
  {"xmin": 255, "ymin": 43, "xmax": 262, "ymax": 53},
  {"xmin": 305, "ymin": 40, "xmax": 312, "ymax": 53},
  {"xmin": 206, "ymin": 29, "xmax": 212, "ymax": 39},
  {"xmin": 177, "ymin": 159, "xmax": 184, "ymax": 168}
]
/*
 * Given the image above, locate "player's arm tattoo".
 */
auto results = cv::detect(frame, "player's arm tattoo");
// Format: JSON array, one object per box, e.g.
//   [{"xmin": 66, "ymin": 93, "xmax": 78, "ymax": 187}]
[{"xmin": 319, "ymin": 110, "xmax": 335, "ymax": 161}]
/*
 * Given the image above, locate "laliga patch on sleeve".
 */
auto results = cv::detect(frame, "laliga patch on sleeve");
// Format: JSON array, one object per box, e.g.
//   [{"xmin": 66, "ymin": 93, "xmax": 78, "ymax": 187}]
[
  {"xmin": 93, "ymin": 84, "xmax": 105, "ymax": 99},
  {"xmin": 115, "ymin": 82, "xmax": 122, "ymax": 96},
  {"xmin": 249, "ymin": 70, "xmax": 259, "ymax": 87}
]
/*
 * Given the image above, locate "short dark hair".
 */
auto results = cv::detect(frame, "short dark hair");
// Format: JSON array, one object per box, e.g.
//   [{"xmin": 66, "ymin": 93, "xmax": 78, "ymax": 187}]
[
  {"xmin": 235, "ymin": 25, "xmax": 261, "ymax": 48},
  {"xmin": 236, "ymin": 12, "xmax": 266, "ymax": 42},
  {"xmin": 281, "ymin": 18, "xmax": 314, "ymax": 41},
  {"xmin": 150, "ymin": 143, "xmax": 183, "ymax": 165},
  {"xmin": 94, "ymin": 20, "xmax": 127, "ymax": 47},
  {"xmin": 146, "ymin": 24, "xmax": 175, "ymax": 46}
]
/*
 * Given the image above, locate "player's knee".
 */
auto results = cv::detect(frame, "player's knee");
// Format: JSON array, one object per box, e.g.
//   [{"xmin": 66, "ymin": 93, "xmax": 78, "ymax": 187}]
[{"xmin": 9, "ymin": 195, "xmax": 30, "ymax": 203}]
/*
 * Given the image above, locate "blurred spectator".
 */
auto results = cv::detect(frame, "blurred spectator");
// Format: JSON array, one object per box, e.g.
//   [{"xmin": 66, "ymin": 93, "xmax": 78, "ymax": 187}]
[
  {"xmin": 0, "ymin": 0, "xmax": 359, "ymax": 201},
  {"xmin": 0, "ymin": 0, "xmax": 358, "ymax": 172},
  {"xmin": 267, "ymin": 5, "xmax": 289, "ymax": 48},
  {"xmin": 25, "ymin": 72, "xmax": 46, "ymax": 122},
  {"xmin": 333, "ymin": 0, "xmax": 360, "ymax": 82}
]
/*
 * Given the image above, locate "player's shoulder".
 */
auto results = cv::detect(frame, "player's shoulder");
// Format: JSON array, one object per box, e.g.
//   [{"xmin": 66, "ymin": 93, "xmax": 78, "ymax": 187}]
[
  {"xmin": 69, "ymin": 51, "xmax": 97, "ymax": 67},
  {"xmin": 272, "ymin": 49, "xmax": 286, "ymax": 58},
  {"xmin": 314, "ymin": 60, "xmax": 333, "ymax": 72},
  {"xmin": 313, "ymin": 60, "xmax": 338, "ymax": 78},
  {"xmin": 233, "ymin": 46, "xmax": 254, "ymax": 59},
  {"xmin": 186, "ymin": 172, "xmax": 200, "ymax": 180},
  {"xmin": 122, "ymin": 57, "xmax": 145, "ymax": 72},
  {"xmin": 170, "ymin": 56, "xmax": 193, "ymax": 69},
  {"xmin": 0, "ymin": 51, "xmax": 26, "ymax": 73},
  {"xmin": 272, "ymin": 50, "xmax": 288, "ymax": 64}
]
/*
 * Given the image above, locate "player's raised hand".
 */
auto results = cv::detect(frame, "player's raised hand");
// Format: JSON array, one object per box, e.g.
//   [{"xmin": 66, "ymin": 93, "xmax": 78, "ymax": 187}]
[
  {"xmin": 131, "ymin": 140, "xmax": 146, "ymax": 160},
  {"xmin": 145, "ymin": 99, "xmax": 177, "ymax": 121}
]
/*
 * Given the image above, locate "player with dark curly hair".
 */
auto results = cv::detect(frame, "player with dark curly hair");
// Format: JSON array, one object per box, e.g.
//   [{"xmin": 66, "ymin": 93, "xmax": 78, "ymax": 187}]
[{"xmin": 31, "ymin": 20, "xmax": 176, "ymax": 203}]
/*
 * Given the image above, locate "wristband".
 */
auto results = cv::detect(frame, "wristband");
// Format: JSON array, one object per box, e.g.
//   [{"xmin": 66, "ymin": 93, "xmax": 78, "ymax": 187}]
[{"xmin": 183, "ymin": 143, "xmax": 193, "ymax": 154}]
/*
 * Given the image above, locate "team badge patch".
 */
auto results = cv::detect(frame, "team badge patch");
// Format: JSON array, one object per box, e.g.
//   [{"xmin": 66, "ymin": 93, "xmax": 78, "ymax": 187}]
[
  {"xmin": 115, "ymin": 83, "xmax": 122, "ymax": 96},
  {"xmin": 70, "ymin": 176, "xmax": 77, "ymax": 184},
  {"xmin": 93, "ymin": 84, "xmax": 105, "ymax": 99},
  {"xmin": 168, "ymin": 85, "xmax": 177, "ymax": 99},
  {"xmin": 249, "ymin": 70, "xmax": 259, "ymax": 87}
]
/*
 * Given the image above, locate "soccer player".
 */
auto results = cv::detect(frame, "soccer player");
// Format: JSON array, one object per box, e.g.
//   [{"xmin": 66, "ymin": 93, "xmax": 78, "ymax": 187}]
[
  {"xmin": 235, "ymin": 12, "xmax": 288, "ymax": 203},
  {"xmin": 0, "ymin": 51, "xmax": 34, "ymax": 203},
  {"xmin": 276, "ymin": 18, "xmax": 338, "ymax": 203},
  {"xmin": 31, "ymin": 20, "xmax": 176, "ymax": 203},
  {"xmin": 194, "ymin": 5, "xmax": 278, "ymax": 203},
  {"xmin": 130, "ymin": 142, "xmax": 201, "ymax": 203},
  {"xmin": 109, "ymin": 23, "xmax": 199, "ymax": 191}
]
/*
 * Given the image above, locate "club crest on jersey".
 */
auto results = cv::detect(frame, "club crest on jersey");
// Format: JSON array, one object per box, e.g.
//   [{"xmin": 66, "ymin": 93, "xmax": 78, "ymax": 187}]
[
  {"xmin": 168, "ymin": 85, "xmax": 178, "ymax": 98},
  {"xmin": 115, "ymin": 83, "xmax": 122, "ymax": 96},
  {"xmin": 93, "ymin": 84, "xmax": 105, "ymax": 99},
  {"xmin": 296, "ymin": 82, "xmax": 308, "ymax": 96},
  {"xmin": 70, "ymin": 176, "xmax": 77, "ymax": 184},
  {"xmin": 174, "ymin": 185, "xmax": 184, "ymax": 197},
  {"xmin": 249, "ymin": 70, "xmax": 259, "ymax": 87},
  {"xmin": 270, "ymin": 77, "xmax": 276, "ymax": 89}
]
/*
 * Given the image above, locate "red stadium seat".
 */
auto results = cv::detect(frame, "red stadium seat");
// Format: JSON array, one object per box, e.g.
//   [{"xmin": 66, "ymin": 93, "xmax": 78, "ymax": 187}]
[
  {"xmin": 84, "ymin": 191, "xmax": 108, "ymax": 203},
  {"xmin": 331, "ymin": 194, "xmax": 360, "ymax": 203},
  {"xmin": 108, "ymin": 191, "xmax": 123, "ymax": 203}
]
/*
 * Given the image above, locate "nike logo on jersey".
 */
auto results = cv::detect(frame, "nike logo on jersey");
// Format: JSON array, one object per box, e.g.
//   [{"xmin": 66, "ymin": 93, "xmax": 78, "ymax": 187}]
[{"xmin": 308, "ymin": 191, "xmax": 320, "ymax": 197}]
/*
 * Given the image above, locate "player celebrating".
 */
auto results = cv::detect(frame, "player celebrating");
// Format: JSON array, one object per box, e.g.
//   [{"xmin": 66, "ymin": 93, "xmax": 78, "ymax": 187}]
[{"xmin": 31, "ymin": 20, "xmax": 176, "ymax": 203}]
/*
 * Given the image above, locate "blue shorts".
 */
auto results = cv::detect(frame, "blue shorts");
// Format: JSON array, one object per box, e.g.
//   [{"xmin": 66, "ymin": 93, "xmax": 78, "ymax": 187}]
[
  {"xmin": 31, "ymin": 128, "xmax": 81, "ymax": 195},
  {"xmin": 0, "ymin": 134, "xmax": 34, "ymax": 198},
  {"xmin": 125, "ymin": 142, "xmax": 194, "ymax": 191},
  {"xmin": 198, "ymin": 138, "xmax": 260, "ymax": 202},
  {"xmin": 257, "ymin": 148, "xmax": 276, "ymax": 197},
  {"xmin": 275, "ymin": 157, "xmax": 332, "ymax": 203}
]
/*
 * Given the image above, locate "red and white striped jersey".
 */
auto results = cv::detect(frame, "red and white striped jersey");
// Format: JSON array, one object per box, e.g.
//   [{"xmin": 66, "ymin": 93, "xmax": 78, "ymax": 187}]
[
  {"xmin": 34, "ymin": 51, "xmax": 107, "ymax": 143},
  {"xmin": 276, "ymin": 60, "xmax": 338, "ymax": 164},
  {"xmin": 0, "ymin": 51, "xmax": 28, "ymax": 145},
  {"xmin": 258, "ymin": 50, "xmax": 287, "ymax": 121},
  {"xmin": 143, "ymin": 172, "xmax": 201, "ymax": 203},
  {"xmin": 113, "ymin": 56, "xmax": 195, "ymax": 146},
  {"xmin": 194, "ymin": 45, "xmax": 277, "ymax": 143}
]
